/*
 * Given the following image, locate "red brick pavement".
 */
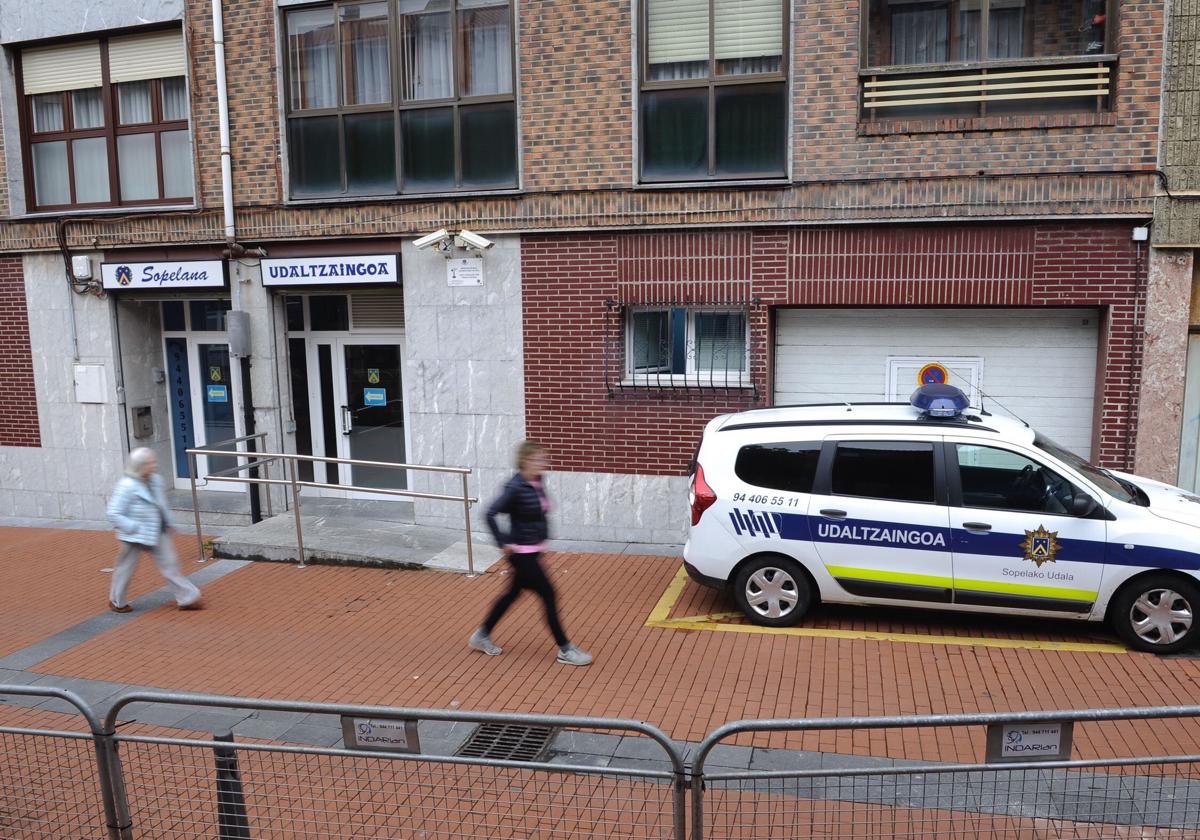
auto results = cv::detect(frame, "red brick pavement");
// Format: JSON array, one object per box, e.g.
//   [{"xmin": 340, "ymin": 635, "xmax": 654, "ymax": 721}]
[
  {"xmin": 5, "ymin": 527, "xmax": 1200, "ymax": 763},
  {"xmin": 0, "ymin": 527, "xmax": 205, "ymax": 658}
]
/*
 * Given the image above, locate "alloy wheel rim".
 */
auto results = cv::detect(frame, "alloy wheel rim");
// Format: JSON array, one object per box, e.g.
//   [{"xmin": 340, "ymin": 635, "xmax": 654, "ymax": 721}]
[
  {"xmin": 745, "ymin": 567, "xmax": 799, "ymax": 619},
  {"xmin": 1129, "ymin": 588, "xmax": 1193, "ymax": 646}
]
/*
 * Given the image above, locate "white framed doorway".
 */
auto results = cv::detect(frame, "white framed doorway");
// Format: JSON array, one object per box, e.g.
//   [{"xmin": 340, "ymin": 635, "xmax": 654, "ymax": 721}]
[
  {"xmin": 282, "ymin": 292, "xmax": 409, "ymax": 500},
  {"xmin": 160, "ymin": 299, "xmax": 245, "ymax": 491}
]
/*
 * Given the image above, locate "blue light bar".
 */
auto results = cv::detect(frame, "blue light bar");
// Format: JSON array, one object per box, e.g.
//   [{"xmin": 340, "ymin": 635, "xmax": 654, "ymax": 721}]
[{"xmin": 910, "ymin": 383, "xmax": 969, "ymax": 418}]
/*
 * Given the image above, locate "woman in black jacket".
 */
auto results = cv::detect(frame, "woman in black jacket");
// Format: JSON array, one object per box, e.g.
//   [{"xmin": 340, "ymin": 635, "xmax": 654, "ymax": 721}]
[{"xmin": 470, "ymin": 441, "xmax": 593, "ymax": 666}]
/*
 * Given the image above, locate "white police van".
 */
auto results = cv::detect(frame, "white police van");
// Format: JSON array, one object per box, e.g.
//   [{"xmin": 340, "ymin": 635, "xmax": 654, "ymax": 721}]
[{"xmin": 685, "ymin": 384, "xmax": 1200, "ymax": 653}]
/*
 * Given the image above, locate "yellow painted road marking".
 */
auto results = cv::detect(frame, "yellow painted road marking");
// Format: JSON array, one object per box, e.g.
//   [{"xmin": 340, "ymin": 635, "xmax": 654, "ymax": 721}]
[{"xmin": 646, "ymin": 566, "xmax": 1128, "ymax": 654}]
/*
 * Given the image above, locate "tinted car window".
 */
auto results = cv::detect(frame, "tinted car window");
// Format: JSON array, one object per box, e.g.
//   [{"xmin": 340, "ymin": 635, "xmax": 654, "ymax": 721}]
[
  {"xmin": 832, "ymin": 441, "xmax": 935, "ymax": 504},
  {"xmin": 956, "ymin": 444, "xmax": 1079, "ymax": 515},
  {"xmin": 735, "ymin": 442, "xmax": 821, "ymax": 493}
]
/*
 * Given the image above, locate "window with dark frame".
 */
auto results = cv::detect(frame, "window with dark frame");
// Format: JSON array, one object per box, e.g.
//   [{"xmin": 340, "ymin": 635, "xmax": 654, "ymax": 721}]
[
  {"xmin": 20, "ymin": 30, "xmax": 193, "ymax": 211},
  {"xmin": 735, "ymin": 442, "xmax": 821, "ymax": 494},
  {"xmin": 640, "ymin": 0, "xmax": 787, "ymax": 182},
  {"xmin": 284, "ymin": 0, "xmax": 517, "ymax": 199},
  {"xmin": 860, "ymin": 0, "xmax": 1116, "ymax": 120}
]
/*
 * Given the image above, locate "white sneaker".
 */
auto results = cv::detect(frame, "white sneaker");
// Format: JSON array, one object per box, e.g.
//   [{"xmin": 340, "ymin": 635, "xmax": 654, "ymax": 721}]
[
  {"xmin": 556, "ymin": 644, "xmax": 593, "ymax": 666},
  {"xmin": 469, "ymin": 628, "xmax": 502, "ymax": 656}
]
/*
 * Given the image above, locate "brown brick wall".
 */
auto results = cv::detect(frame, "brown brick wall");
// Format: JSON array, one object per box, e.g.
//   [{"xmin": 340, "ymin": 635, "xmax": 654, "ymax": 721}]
[
  {"xmin": 523, "ymin": 223, "xmax": 1143, "ymax": 477},
  {"xmin": 0, "ymin": 1, "xmax": 1163, "ymax": 246},
  {"xmin": 0, "ymin": 255, "xmax": 39, "ymax": 447}
]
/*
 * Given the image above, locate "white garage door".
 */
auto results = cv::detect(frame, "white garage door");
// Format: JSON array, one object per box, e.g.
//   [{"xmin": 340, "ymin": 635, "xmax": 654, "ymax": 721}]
[{"xmin": 774, "ymin": 308, "xmax": 1100, "ymax": 459}]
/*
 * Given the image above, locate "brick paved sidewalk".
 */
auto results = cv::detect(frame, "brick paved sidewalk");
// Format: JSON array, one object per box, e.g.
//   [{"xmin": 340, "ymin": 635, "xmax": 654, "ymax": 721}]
[{"xmin": 4, "ymin": 525, "xmax": 1200, "ymax": 761}]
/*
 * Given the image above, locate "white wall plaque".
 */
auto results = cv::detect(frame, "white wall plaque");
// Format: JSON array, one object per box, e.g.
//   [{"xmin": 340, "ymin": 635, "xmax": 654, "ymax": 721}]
[
  {"xmin": 986, "ymin": 721, "xmax": 1073, "ymax": 763},
  {"xmin": 341, "ymin": 716, "xmax": 420, "ymax": 753},
  {"xmin": 101, "ymin": 260, "xmax": 226, "ymax": 290},
  {"xmin": 447, "ymin": 258, "xmax": 483, "ymax": 287},
  {"xmin": 262, "ymin": 255, "xmax": 400, "ymax": 286}
]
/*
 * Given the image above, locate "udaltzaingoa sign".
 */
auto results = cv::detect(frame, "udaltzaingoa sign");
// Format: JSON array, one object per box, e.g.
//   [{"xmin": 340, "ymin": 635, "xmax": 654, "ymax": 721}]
[
  {"xmin": 102, "ymin": 260, "xmax": 227, "ymax": 291},
  {"xmin": 261, "ymin": 254, "xmax": 400, "ymax": 287}
]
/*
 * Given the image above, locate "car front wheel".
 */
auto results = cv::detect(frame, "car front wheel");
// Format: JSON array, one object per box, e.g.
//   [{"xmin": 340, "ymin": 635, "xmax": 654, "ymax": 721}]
[
  {"xmin": 733, "ymin": 556, "xmax": 813, "ymax": 628},
  {"xmin": 1110, "ymin": 575, "xmax": 1200, "ymax": 654}
]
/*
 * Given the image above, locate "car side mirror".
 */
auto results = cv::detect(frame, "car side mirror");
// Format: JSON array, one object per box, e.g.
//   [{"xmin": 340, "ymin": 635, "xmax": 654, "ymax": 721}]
[{"xmin": 1072, "ymin": 492, "xmax": 1097, "ymax": 517}]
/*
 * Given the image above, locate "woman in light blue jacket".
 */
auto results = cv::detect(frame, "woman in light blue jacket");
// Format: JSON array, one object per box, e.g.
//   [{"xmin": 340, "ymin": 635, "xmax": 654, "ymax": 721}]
[{"xmin": 106, "ymin": 447, "xmax": 202, "ymax": 612}]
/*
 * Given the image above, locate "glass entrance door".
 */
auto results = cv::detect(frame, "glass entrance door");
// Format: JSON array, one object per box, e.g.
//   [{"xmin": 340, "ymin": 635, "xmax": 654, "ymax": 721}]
[
  {"xmin": 336, "ymin": 339, "xmax": 408, "ymax": 492},
  {"xmin": 197, "ymin": 343, "xmax": 237, "ymax": 478}
]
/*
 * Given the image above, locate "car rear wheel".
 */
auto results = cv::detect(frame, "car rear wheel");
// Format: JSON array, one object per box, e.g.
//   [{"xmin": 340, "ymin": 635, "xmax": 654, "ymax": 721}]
[
  {"xmin": 1110, "ymin": 575, "xmax": 1200, "ymax": 654},
  {"xmin": 733, "ymin": 556, "xmax": 813, "ymax": 628}
]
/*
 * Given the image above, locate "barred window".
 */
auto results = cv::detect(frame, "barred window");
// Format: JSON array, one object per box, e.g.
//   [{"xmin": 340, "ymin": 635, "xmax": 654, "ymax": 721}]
[{"xmin": 626, "ymin": 307, "xmax": 748, "ymax": 383}]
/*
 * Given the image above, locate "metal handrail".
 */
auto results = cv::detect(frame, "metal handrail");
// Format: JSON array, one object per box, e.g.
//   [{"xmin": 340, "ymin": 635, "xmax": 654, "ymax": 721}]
[{"xmin": 187, "ymin": 444, "xmax": 478, "ymax": 574}]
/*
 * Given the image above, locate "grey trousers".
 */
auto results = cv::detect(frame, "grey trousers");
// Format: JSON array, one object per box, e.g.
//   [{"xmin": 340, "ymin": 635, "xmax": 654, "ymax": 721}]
[{"xmin": 110, "ymin": 537, "xmax": 201, "ymax": 608}]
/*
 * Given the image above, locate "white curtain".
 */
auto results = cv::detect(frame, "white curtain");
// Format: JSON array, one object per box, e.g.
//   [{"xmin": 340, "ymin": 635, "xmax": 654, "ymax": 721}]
[
  {"xmin": 161, "ymin": 78, "xmax": 189, "ymax": 121},
  {"xmin": 72, "ymin": 137, "xmax": 109, "ymax": 202},
  {"xmin": 462, "ymin": 3, "xmax": 511, "ymax": 96},
  {"xmin": 32, "ymin": 94, "xmax": 63, "ymax": 132},
  {"xmin": 694, "ymin": 311, "xmax": 746, "ymax": 373},
  {"xmin": 891, "ymin": 6, "xmax": 948, "ymax": 64},
  {"xmin": 117, "ymin": 133, "xmax": 158, "ymax": 200},
  {"xmin": 344, "ymin": 3, "xmax": 392, "ymax": 104},
  {"xmin": 161, "ymin": 130, "xmax": 194, "ymax": 199},
  {"xmin": 289, "ymin": 9, "xmax": 337, "ymax": 109},
  {"xmin": 71, "ymin": 89, "xmax": 104, "ymax": 128},
  {"xmin": 32, "ymin": 141, "xmax": 69, "ymax": 205},
  {"xmin": 958, "ymin": 8, "xmax": 1022, "ymax": 59},
  {"xmin": 119, "ymin": 81, "xmax": 153, "ymax": 124},
  {"xmin": 400, "ymin": 11, "xmax": 452, "ymax": 100}
]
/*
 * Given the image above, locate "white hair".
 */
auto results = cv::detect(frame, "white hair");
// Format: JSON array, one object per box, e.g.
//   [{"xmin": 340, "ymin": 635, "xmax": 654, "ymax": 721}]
[{"xmin": 125, "ymin": 447, "xmax": 158, "ymax": 477}]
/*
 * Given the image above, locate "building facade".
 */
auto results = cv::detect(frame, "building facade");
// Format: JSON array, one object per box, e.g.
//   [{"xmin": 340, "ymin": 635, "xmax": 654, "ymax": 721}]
[{"xmin": 0, "ymin": 0, "xmax": 1182, "ymax": 544}]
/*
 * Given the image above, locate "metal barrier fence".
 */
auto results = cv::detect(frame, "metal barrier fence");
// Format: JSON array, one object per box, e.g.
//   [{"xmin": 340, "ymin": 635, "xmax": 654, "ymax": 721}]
[
  {"xmin": 0, "ymin": 686, "xmax": 124, "ymax": 839},
  {"xmin": 187, "ymin": 442, "xmax": 479, "ymax": 573},
  {"xmin": 692, "ymin": 706, "xmax": 1200, "ymax": 839},
  {"xmin": 7, "ymin": 683, "xmax": 1200, "ymax": 839}
]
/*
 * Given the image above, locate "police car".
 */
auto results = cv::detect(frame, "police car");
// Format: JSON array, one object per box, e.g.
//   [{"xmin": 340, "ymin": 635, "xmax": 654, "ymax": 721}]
[{"xmin": 684, "ymin": 384, "xmax": 1200, "ymax": 653}]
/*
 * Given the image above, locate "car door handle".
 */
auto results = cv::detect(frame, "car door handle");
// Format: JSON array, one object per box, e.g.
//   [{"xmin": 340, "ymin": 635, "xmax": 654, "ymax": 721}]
[
  {"xmin": 963, "ymin": 522, "xmax": 992, "ymax": 532},
  {"xmin": 819, "ymin": 509, "xmax": 847, "ymax": 519}
]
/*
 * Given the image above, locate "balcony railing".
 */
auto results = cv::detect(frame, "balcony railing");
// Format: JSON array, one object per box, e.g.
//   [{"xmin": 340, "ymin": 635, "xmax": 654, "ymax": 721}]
[{"xmin": 861, "ymin": 55, "xmax": 1116, "ymax": 121}]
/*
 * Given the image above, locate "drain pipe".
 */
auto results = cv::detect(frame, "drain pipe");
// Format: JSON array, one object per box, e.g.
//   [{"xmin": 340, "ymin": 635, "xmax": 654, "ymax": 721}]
[{"xmin": 212, "ymin": 0, "xmax": 262, "ymax": 523}]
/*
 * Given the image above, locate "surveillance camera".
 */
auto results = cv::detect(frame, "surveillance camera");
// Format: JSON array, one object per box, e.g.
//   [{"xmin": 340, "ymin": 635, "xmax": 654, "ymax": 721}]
[
  {"xmin": 413, "ymin": 228, "xmax": 451, "ymax": 250},
  {"xmin": 455, "ymin": 229, "xmax": 494, "ymax": 251}
]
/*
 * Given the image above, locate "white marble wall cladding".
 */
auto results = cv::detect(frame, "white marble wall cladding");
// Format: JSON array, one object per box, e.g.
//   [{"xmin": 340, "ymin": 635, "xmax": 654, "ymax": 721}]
[
  {"xmin": 404, "ymin": 237, "xmax": 526, "ymax": 534},
  {"xmin": 1, "ymin": 254, "xmax": 125, "ymax": 521}
]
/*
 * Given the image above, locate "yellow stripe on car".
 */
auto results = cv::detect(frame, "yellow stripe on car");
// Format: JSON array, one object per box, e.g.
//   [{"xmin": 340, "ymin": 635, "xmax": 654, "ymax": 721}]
[{"xmin": 826, "ymin": 565, "xmax": 1096, "ymax": 604}]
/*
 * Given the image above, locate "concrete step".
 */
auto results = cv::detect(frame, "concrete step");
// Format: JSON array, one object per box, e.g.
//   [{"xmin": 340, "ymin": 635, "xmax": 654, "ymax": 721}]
[
  {"xmin": 167, "ymin": 488, "xmax": 255, "ymax": 527},
  {"xmin": 211, "ymin": 498, "xmax": 489, "ymax": 573}
]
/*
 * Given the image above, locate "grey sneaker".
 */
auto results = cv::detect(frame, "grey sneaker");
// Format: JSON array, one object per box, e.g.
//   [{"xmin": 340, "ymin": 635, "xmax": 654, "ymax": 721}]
[
  {"xmin": 469, "ymin": 628, "xmax": 502, "ymax": 656},
  {"xmin": 556, "ymin": 644, "xmax": 593, "ymax": 666}
]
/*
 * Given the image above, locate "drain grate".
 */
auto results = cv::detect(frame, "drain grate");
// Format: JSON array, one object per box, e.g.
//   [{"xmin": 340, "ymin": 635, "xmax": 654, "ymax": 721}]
[{"xmin": 456, "ymin": 723, "xmax": 556, "ymax": 762}]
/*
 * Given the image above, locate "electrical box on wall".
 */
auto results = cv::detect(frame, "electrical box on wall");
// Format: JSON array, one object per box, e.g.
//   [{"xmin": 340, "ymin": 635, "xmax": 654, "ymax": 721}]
[
  {"xmin": 72, "ymin": 364, "xmax": 107, "ymax": 403},
  {"xmin": 132, "ymin": 406, "xmax": 153, "ymax": 439}
]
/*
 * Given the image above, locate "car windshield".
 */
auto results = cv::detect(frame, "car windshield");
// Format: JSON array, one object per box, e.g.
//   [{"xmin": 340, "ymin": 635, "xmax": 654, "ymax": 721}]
[{"xmin": 1033, "ymin": 434, "xmax": 1139, "ymax": 504}]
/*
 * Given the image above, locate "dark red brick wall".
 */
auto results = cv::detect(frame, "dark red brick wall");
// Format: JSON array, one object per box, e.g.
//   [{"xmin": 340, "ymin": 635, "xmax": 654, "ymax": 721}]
[
  {"xmin": 523, "ymin": 223, "xmax": 1142, "ymax": 476},
  {"xmin": 0, "ymin": 256, "xmax": 40, "ymax": 447}
]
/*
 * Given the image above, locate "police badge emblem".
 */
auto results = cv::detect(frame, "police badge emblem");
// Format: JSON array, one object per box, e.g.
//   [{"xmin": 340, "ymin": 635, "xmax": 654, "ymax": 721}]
[{"xmin": 1020, "ymin": 525, "xmax": 1061, "ymax": 567}]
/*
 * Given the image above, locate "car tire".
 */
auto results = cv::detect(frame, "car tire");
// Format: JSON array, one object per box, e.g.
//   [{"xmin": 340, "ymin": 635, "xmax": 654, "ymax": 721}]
[
  {"xmin": 1110, "ymin": 574, "xmax": 1200, "ymax": 654},
  {"xmin": 733, "ymin": 555, "xmax": 813, "ymax": 628}
]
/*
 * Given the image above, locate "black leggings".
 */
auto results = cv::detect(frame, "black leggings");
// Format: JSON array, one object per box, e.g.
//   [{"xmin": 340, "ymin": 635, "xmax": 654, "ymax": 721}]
[{"xmin": 482, "ymin": 553, "xmax": 568, "ymax": 647}]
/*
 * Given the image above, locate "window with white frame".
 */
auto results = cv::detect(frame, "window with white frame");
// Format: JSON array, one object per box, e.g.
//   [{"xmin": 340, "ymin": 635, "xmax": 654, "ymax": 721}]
[{"xmin": 626, "ymin": 307, "xmax": 748, "ymax": 383}]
